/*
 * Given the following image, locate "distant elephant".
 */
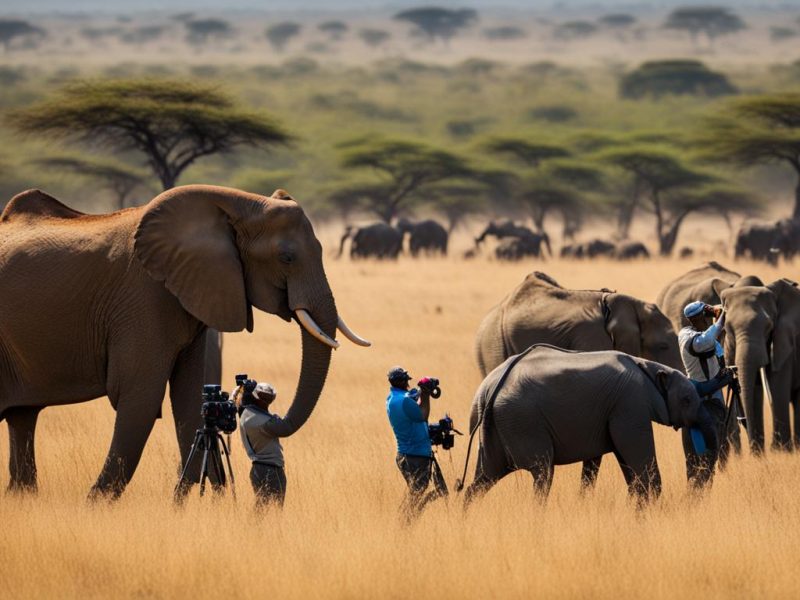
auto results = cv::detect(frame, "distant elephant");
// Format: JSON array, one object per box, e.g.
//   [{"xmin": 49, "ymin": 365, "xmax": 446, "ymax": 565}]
[
  {"xmin": 493, "ymin": 236, "xmax": 545, "ymax": 261},
  {"xmin": 679, "ymin": 247, "xmax": 695, "ymax": 259},
  {"xmin": 475, "ymin": 271, "xmax": 683, "ymax": 377},
  {"xmin": 462, "ymin": 346, "xmax": 719, "ymax": 505},
  {"xmin": 0, "ymin": 186, "xmax": 370, "ymax": 497},
  {"xmin": 396, "ymin": 217, "xmax": 448, "ymax": 256},
  {"xmin": 734, "ymin": 219, "xmax": 800, "ymax": 265},
  {"xmin": 338, "ymin": 222, "xmax": 402, "ymax": 260},
  {"xmin": 657, "ymin": 262, "xmax": 800, "ymax": 453},
  {"xmin": 615, "ymin": 241, "xmax": 650, "ymax": 260},
  {"xmin": 559, "ymin": 239, "xmax": 617, "ymax": 259},
  {"xmin": 475, "ymin": 221, "xmax": 552, "ymax": 258}
]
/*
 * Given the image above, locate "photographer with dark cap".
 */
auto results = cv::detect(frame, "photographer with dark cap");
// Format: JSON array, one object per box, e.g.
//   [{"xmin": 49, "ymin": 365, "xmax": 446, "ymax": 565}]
[
  {"xmin": 385, "ymin": 366, "xmax": 448, "ymax": 521},
  {"xmin": 235, "ymin": 379, "xmax": 287, "ymax": 508}
]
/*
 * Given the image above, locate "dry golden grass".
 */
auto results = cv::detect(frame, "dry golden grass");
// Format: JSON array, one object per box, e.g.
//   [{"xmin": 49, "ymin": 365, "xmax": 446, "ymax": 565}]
[{"xmin": 1, "ymin": 254, "xmax": 799, "ymax": 599}]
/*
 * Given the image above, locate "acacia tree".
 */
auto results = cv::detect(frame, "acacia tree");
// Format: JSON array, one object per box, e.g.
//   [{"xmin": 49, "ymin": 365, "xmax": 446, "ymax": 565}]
[
  {"xmin": 696, "ymin": 93, "xmax": 800, "ymax": 219},
  {"xmin": 318, "ymin": 21, "xmax": 348, "ymax": 40},
  {"xmin": 664, "ymin": 6, "xmax": 745, "ymax": 49},
  {"xmin": 394, "ymin": 7, "xmax": 478, "ymax": 44},
  {"xmin": 338, "ymin": 138, "xmax": 473, "ymax": 223},
  {"xmin": 184, "ymin": 19, "xmax": 234, "ymax": 47},
  {"xmin": 33, "ymin": 156, "xmax": 151, "ymax": 210},
  {"xmin": 359, "ymin": 28, "xmax": 390, "ymax": 48},
  {"xmin": 0, "ymin": 20, "xmax": 45, "ymax": 51},
  {"xmin": 484, "ymin": 137, "xmax": 570, "ymax": 167},
  {"xmin": 600, "ymin": 147, "xmax": 752, "ymax": 254},
  {"xmin": 266, "ymin": 22, "xmax": 301, "ymax": 52},
  {"xmin": 7, "ymin": 79, "xmax": 290, "ymax": 191}
]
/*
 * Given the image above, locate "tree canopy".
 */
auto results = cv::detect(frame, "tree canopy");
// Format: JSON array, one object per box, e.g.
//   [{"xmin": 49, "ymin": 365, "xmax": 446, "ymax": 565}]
[
  {"xmin": 484, "ymin": 26, "xmax": 526, "ymax": 41},
  {"xmin": 0, "ymin": 19, "xmax": 45, "ymax": 51},
  {"xmin": 7, "ymin": 79, "xmax": 290, "ymax": 191},
  {"xmin": 620, "ymin": 60, "xmax": 736, "ymax": 100},
  {"xmin": 319, "ymin": 21, "xmax": 348, "ymax": 40},
  {"xmin": 695, "ymin": 93, "xmax": 800, "ymax": 218},
  {"xmin": 393, "ymin": 7, "xmax": 478, "ymax": 43},
  {"xmin": 664, "ymin": 6, "xmax": 745, "ymax": 47},
  {"xmin": 184, "ymin": 19, "xmax": 234, "ymax": 46},
  {"xmin": 338, "ymin": 137, "xmax": 473, "ymax": 223},
  {"xmin": 266, "ymin": 22, "xmax": 302, "ymax": 52},
  {"xmin": 484, "ymin": 137, "xmax": 571, "ymax": 167},
  {"xmin": 359, "ymin": 28, "xmax": 391, "ymax": 48}
]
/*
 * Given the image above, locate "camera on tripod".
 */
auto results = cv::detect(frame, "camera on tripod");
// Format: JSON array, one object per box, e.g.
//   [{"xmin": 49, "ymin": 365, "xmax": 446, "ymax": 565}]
[
  {"xmin": 428, "ymin": 414, "xmax": 462, "ymax": 450},
  {"xmin": 201, "ymin": 384, "xmax": 238, "ymax": 434}
]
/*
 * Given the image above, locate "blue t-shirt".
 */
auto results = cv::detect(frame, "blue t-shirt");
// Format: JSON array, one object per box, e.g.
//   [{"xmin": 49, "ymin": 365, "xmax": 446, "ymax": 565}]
[{"xmin": 386, "ymin": 387, "xmax": 431, "ymax": 457}]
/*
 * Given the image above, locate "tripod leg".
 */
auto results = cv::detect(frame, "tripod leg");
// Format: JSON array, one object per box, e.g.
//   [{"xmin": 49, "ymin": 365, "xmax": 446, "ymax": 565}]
[
  {"xmin": 209, "ymin": 443, "xmax": 226, "ymax": 495},
  {"xmin": 220, "ymin": 435, "xmax": 237, "ymax": 500},
  {"xmin": 199, "ymin": 436, "xmax": 211, "ymax": 497},
  {"xmin": 174, "ymin": 430, "xmax": 203, "ymax": 503}
]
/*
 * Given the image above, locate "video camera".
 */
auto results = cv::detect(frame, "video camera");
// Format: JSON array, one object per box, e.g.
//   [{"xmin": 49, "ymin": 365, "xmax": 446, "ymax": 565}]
[
  {"xmin": 418, "ymin": 376, "xmax": 442, "ymax": 399},
  {"xmin": 235, "ymin": 373, "xmax": 258, "ymax": 394},
  {"xmin": 201, "ymin": 385, "xmax": 238, "ymax": 434},
  {"xmin": 428, "ymin": 414, "xmax": 462, "ymax": 450}
]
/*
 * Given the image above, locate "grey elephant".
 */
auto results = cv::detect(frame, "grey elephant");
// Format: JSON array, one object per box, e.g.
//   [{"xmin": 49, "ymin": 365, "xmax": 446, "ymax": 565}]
[
  {"xmin": 475, "ymin": 221, "xmax": 552, "ymax": 259},
  {"xmin": 658, "ymin": 262, "xmax": 800, "ymax": 453},
  {"xmin": 461, "ymin": 346, "xmax": 719, "ymax": 505},
  {"xmin": 475, "ymin": 271, "xmax": 683, "ymax": 377},
  {"xmin": 560, "ymin": 238, "xmax": 617, "ymax": 259},
  {"xmin": 338, "ymin": 222, "xmax": 402, "ymax": 260},
  {"xmin": 735, "ymin": 219, "xmax": 800, "ymax": 265},
  {"xmin": 396, "ymin": 217, "xmax": 448, "ymax": 257},
  {"xmin": 0, "ymin": 186, "xmax": 369, "ymax": 498},
  {"xmin": 615, "ymin": 241, "xmax": 650, "ymax": 260}
]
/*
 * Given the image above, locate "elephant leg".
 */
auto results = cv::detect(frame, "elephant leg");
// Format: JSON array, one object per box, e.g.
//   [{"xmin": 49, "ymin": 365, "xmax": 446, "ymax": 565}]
[
  {"xmin": 609, "ymin": 417, "xmax": 661, "ymax": 503},
  {"xmin": 90, "ymin": 379, "xmax": 167, "ymax": 500},
  {"xmin": 463, "ymin": 446, "xmax": 510, "ymax": 508},
  {"xmin": 529, "ymin": 456, "xmax": 554, "ymax": 501},
  {"xmin": 170, "ymin": 331, "xmax": 209, "ymax": 499},
  {"xmin": 770, "ymin": 373, "xmax": 793, "ymax": 452},
  {"xmin": 792, "ymin": 391, "xmax": 800, "ymax": 450},
  {"xmin": 203, "ymin": 328, "xmax": 222, "ymax": 386},
  {"xmin": 6, "ymin": 406, "xmax": 41, "ymax": 493},
  {"xmin": 580, "ymin": 456, "xmax": 602, "ymax": 492}
]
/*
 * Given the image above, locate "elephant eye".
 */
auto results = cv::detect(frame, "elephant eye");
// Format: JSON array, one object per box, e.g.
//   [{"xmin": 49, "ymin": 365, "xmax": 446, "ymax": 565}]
[{"xmin": 278, "ymin": 251, "xmax": 295, "ymax": 265}]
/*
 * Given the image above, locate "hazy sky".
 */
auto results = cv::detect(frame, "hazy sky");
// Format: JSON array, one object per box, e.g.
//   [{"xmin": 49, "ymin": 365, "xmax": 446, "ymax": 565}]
[{"xmin": 2, "ymin": 1, "xmax": 795, "ymax": 13}]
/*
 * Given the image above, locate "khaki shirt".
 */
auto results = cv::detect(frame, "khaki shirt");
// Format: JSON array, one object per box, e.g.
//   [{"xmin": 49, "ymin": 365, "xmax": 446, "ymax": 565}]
[{"xmin": 239, "ymin": 405, "xmax": 285, "ymax": 468}]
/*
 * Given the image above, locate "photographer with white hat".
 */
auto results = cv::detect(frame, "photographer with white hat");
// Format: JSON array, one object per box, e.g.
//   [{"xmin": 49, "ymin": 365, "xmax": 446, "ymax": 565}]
[{"xmin": 236, "ymin": 380, "xmax": 287, "ymax": 508}]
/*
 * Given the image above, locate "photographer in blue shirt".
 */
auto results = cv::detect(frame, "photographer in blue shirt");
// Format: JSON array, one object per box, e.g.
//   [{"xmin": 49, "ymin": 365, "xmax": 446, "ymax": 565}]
[{"xmin": 386, "ymin": 366, "xmax": 447, "ymax": 521}]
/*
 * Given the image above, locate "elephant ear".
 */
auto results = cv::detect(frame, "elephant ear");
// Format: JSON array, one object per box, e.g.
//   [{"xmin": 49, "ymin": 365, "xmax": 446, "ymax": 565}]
[
  {"xmin": 709, "ymin": 277, "xmax": 733, "ymax": 300},
  {"xmin": 768, "ymin": 279, "xmax": 800, "ymax": 373},
  {"xmin": 606, "ymin": 294, "xmax": 642, "ymax": 356},
  {"xmin": 134, "ymin": 186, "xmax": 250, "ymax": 332}
]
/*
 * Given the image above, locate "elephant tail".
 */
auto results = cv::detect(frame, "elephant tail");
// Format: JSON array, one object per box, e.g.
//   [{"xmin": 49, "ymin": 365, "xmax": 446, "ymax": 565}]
[{"xmin": 456, "ymin": 343, "xmax": 552, "ymax": 492}]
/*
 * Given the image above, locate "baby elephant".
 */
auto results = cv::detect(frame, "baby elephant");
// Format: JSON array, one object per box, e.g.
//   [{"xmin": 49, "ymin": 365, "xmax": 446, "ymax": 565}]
[{"xmin": 463, "ymin": 346, "xmax": 718, "ymax": 505}]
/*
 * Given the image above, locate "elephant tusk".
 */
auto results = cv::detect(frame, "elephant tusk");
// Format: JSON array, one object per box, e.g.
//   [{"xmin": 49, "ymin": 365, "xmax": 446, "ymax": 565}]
[
  {"xmin": 338, "ymin": 316, "xmax": 372, "ymax": 347},
  {"xmin": 295, "ymin": 309, "xmax": 340, "ymax": 350},
  {"xmin": 760, "ymin": 367, "xmax": 775, "ymax": 410}
]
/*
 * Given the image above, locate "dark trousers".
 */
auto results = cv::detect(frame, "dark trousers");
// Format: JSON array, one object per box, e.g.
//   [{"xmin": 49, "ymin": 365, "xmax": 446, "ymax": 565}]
[
  {"xmin": 682, "ymin": 396, "xmax": 727, "ymax": 488},
  {"xmin": 396, "ymin": 453, "xmax": 448, "ymax": 520},
  {"xmin": 250, "ymin": 462, "xmax": 286, "ymax": 508}
]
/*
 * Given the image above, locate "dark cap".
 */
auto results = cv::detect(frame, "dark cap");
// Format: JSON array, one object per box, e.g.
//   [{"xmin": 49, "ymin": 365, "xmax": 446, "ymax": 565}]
[{"xmin": 387, "ymin": 366, "xmax": 411, "ymax": 385}]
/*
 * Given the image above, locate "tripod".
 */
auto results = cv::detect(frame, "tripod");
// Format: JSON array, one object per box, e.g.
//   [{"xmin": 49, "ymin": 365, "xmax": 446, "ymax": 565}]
[{"xmin": 175, "ymin": 425, "xmax": 236, "ymax": 500}]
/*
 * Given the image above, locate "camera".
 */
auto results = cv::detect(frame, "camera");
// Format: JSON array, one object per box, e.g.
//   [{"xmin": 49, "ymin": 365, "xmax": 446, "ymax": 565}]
[
  {"xmin": 418, "ymin": 376, "xmax": 442, "ymax": 399},
  {"xmin": 428, "ymin": 414, "xmax": 461, "ymax": 450},
  {"xmin": 201, "ymin": 384, "xmax": 238, "ymax": 433},
  {"xmin": 235, "ymin": 373, "xmax": 257, "ymax": 393}
]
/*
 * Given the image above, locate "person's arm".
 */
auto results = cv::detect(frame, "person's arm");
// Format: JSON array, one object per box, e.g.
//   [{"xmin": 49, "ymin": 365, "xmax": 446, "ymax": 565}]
[
  {"xmin": 691, "ymin": 309, "xmax": 726, "ymax": 353},
  {"xmin": 418, "ymin": 390, "xmax": 431, "ymax": 421}
]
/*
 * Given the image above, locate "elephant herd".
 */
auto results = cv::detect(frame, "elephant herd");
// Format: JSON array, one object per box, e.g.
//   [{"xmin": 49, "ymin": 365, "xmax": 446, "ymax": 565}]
[
  {"xmin": 1, "ymin": 182, "xmax": 797, "ymax": 509},
  {"xmin": 464, "ymin": 263, "xmax": 800, "ymax": 503},
  {"xmin": 338, "ymin": 218, "xmax": 448, "ymax": 259}
]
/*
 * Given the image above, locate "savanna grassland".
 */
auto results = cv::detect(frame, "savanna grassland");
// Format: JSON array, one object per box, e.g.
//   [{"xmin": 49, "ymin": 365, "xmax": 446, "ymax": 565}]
[
  {"xmin": 4, "ymin": 5, "xmax": 800, "ymax": 599},
  {"xmin": 1, "ymin": 254, "xmax": 799, "ymax": 599}
]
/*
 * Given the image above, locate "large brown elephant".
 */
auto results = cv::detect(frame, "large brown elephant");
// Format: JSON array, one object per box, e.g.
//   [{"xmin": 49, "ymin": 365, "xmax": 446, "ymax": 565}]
[
  {"xmin": 657, "ymin": 262, "xmax": 800, "ymax": 453},
  {"xmin": 0, "ymin": 186, "xmax": 369, "ymax": 498},
  {"xmin": 475, "ymin": 271, "xmax": 683, "ymax": 377}
]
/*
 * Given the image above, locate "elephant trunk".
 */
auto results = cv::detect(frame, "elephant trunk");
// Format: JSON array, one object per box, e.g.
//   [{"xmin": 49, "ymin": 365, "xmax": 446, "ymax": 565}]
[
  {"xmin": 337, "ymin": 227, "xmax": 352, "ymax": 259},
  {"xmin": 734, "ymin": 340, "xmax": 767, "ymax": 454},
  {"xmin": 269, "ymin": 288, "xmax": 338, "ymax": 437}
]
